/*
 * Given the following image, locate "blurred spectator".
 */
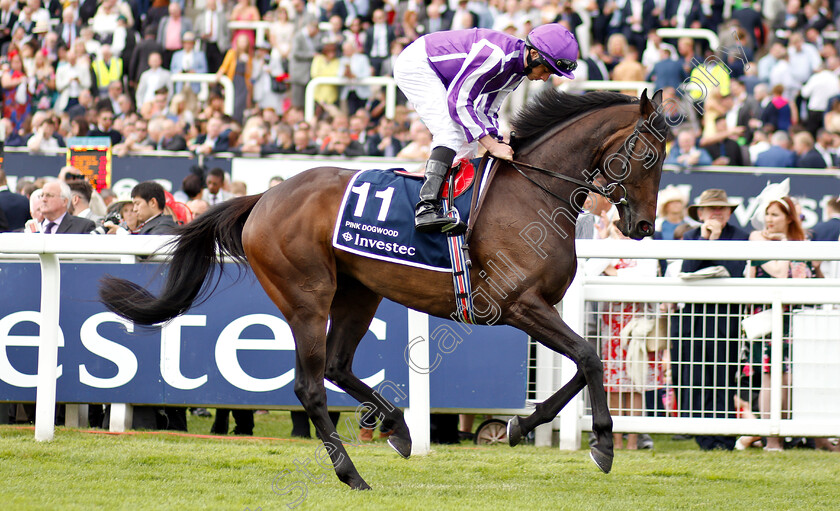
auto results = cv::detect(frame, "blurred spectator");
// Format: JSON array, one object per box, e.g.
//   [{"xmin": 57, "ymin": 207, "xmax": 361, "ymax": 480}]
[
  {"xmin": 771, "ymin": 0, "xmax": 805, "ymax": 39},
  {"xmin": 55, "ymin": 6, "xmax": 79, "ymax": 49},
  {"xmin": 755, "ymin": 130, "xmax": 796, "ymax": 167},
  {"xmin": 111, "ymin": 15, "xmax": 136, "ymax": 60},
  {"xmin": 786, "ymin": 30, "xmax": 821, "ymax": 91},
  {"xmin": 612, "ymin": 47, "xmax": 645, "ymax": 93},
  {"xmin": 217, "ymin": 33, "xmax": 253, "ymax": 123},
  {"xmin": 289, "ymin": 18, "xmax": 320, "ymax": 109},
  {"xmin": 157, "ymin": 2, "xmax": 193, "ymax": 69},
  {"xmin": 195, "ymin": 0, "xmax": 229, "ymax": 73},
  {"xmin": 268, "ymin": 5, "xmax": 294, "ymax": 64},
  {"xmin": 89, "ymin": 105, "xmax": 123, "ymax": 145},
  {"xmin": 583, "ymin": 42, "xmax": 610, "ymax": 81},
  {"xmin": 317, "ymin": 127, "xmax": 356, "ymax": 156},
  {"xmin": 810, "ymin": 196, "xmax": 840, "ymax": 241},
  {"xmin": 187, "ymin": 199, "xmax": 209, "ymax": 218},
  {"xmin": 310, "ymin": 41, "xmax": 341, "ymax": 107},
  {"xmin": 792, "ymin": 131, "xmax": 825, "ymax": 169},
  {"xmin": 105, "ymin": 80, "xmax": 124, "ymax": 115},
  {"xmin": 0, "ymin": 168, "xmax": 30, "ymax": 231},
  {"xmin": 173, "ymin": 172, "xmax": 204, "ymax": 204},
  {"xmin": 68, "ymin": 180, "xmax": 102, "ymax": 223},
  {"xmin": 251, "ymin": 41, "xmax": 286, "ymax": 112},
  {"xmin": 366, "ymin": 117, "xmax": 402, "ymax": 157},
  {"xmin": 26, "ymin": 116, "xmax": 64, "ymax": 152},
  {"xmin": 365, "ymin": 8, "xmax": 395, "ymax": 75},
  {"xmin": 201, "ymin": 167, "xmax": 234, "ymax": 206},
  {"xmin": 654, "ymin": 185, "xmax": 689, "ymax": 240},
  {"xmin": 31, "ymin": 49, "xmax": 55, "ymax": 112},
  {"xmin": 2, "ymin": 50, "xmax": 31, "ymax": 131},
  {"xmin": 229, "ymin": 0, "xmax": 260, "ymax": 49},
  {"xmin": 800, "ymin": 56, "xmax": 840, "ymax": 136},
  {"xmin": 813, "ymin": 129, "xmax": 837, "ymax": 167},
  {"xmin": 646, "ymin": 47, "xmax": 686, "ymax": 92},
  {"xmin": 760, "ymin": 84, "xmax": 796, "ymax": 132},
  {"xmin": 396, "ymin": 119, "xmax": 432, "ymax": 160},
  {"xmin": 0, "ymin": 0, "xmax": 18, "ymax": 50},
  {"xmin": 170, "ymin": 32, "xmax": 208, "ymax": 95},
  {"xmin": 291, "ymin": 123, "xmax": 318, "ymax": 154},
  {"xmin": 190, "ymin": 115, "xmax": 230, "ymax": 154},
  {"xmin": 421, "ymin": 0, "xmax": 452, "ymax": 34},
  {"xmin": 128, "ymin": 26, "xmax": 165, "ymax": 93},
  {"xmin": 338, "ymin": 39, "xmax": 371, "ymax": 116},
  {"xmin": 699, "ymin": 116, "xmax": 747, "ymax": 166},
  {"xmin": 665, "ymin": 130, "xmax": 713, "ymax": 168},
  {"xmin": 23, "ymin": 189, "xmax": 43, "ymax": 233},
  {"xmin": 158, "ymin": 118, "xmax": 187, "ymax": 151},
  {"xmin": 135, "ymin": 52, "xmax": 172, "ymax": 113}
]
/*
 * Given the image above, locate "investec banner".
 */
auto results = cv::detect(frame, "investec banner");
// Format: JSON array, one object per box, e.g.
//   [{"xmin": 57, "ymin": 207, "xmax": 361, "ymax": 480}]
[{"xmin": 0, "ymin": 263, "xmax": 527, "ymax": 409}]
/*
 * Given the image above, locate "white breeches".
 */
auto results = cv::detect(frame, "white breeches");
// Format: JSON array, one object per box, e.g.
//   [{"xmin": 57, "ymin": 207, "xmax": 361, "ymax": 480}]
[{"xmin": 393, "ymin": 37, "xmax": 478, "ymax": 161}]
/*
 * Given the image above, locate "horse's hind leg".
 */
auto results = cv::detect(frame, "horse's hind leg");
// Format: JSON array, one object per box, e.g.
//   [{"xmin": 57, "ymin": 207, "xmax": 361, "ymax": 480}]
[
  {"xmin": 248, "ymin": 262, "xmax": 370, "ymax": 489},
  {"xmin": 508, "ymin": 294, "xmax": 614, "ymax": 473},
  {"xmin": 324, "ymin": 276, "xmax": 413, "ymax": 458}
]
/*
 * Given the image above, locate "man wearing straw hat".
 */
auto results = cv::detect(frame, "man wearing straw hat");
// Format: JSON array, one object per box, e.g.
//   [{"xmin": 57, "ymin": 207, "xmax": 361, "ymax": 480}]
[{"xmin": 670, "ymin": 189, "xmax": 749, "ymax": 451}]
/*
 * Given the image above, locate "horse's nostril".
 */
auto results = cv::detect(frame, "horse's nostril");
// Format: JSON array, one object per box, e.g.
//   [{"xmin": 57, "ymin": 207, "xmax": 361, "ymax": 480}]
[{"xmin": 638, "ymin": 222, "xmax": 653, "ymax": 235}]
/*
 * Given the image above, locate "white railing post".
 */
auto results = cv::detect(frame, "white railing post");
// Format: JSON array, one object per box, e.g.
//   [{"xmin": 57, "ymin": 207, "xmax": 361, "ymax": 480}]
[
  {"xmin": 34, "ymin": 253, "xmax": 60, "ymax": 442},
  {"xmin": 405, "ymin": 308, "xmax": 430, "ymax": 455},
  {"xmin": 769, "ymin": 296, "xmax": 784, "ymax": 434},
  {"xmin": 558, "ymin": 264, "xmax": 586, "ymax": 450}
]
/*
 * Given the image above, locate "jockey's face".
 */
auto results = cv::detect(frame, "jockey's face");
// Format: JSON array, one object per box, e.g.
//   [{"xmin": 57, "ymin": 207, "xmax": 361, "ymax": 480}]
[{"xmin": 526, "ymin": 63, "xmax": 551, "ymax": 82}]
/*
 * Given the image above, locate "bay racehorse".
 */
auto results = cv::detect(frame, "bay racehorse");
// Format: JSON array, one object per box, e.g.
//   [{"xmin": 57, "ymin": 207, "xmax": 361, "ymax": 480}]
[{"xmin": 99, "ymin": 89, "xmax": 668, "ymax": 489}]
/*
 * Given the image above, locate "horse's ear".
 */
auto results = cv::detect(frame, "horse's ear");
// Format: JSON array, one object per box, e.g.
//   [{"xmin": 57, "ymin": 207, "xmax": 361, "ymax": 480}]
[
  {"xmin": 651, "ymin": 89, "xmax": 664, "ymax": 109},
  {"xmin": 639, "ymin": 89, "xmax": 652, "ymax": 115}
]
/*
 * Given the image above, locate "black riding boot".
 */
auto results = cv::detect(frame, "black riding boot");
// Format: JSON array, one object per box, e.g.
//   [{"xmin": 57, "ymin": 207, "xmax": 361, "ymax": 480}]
[{"xmin": 415, "ymin": 147, "xmax": 458, "ymax": 233}]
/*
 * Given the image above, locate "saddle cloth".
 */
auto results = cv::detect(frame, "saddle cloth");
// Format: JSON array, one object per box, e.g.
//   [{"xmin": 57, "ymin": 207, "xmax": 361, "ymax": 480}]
[{"xmin": 332, "ymin": 168, "xmax": 475, "ymax": 272}]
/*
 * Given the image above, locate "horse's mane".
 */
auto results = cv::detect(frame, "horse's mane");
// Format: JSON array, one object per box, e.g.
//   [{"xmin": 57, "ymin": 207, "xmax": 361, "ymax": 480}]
[{"xmin": 511, "ymin": 90, "xmax": 639, "ymax": 142}]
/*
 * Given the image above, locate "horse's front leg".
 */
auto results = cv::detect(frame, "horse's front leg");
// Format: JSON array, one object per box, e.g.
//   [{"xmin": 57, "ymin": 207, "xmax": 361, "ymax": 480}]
[
  {"xmin": 507, "ymin": 296, "xmax": 614, "ymax": 473},
  {"xmin": 507, "ymin": 369, "xmax": 585, "ymax": 447}
]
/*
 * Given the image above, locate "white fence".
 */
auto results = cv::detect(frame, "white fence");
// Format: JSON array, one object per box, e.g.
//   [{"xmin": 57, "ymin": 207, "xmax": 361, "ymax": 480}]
[
  {"xmin": 550, "ymin": 239, "xmax": 840, "ymax": 449},
  {"xmin": 3, "ymin": 235, "xmax": 840, "ymax": 451}
]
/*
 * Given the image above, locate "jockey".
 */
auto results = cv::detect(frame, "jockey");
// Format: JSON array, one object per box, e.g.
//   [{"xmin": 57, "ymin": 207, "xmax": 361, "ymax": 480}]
[{"xmin": 393, "ymin": 24, "xmax": 579, "ymax": 233}]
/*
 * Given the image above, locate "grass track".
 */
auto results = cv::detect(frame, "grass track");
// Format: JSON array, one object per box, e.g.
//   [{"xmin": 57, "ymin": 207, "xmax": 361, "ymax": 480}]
[{"xmin": 1, "ymin": 412, "xmax": 838, "ymax": 510}]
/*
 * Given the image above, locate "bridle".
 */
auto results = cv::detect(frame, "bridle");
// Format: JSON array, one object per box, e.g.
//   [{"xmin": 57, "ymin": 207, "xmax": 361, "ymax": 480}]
[{"xmin": 509, "ymin": 114, "xmax": 656, "ymax": 212}]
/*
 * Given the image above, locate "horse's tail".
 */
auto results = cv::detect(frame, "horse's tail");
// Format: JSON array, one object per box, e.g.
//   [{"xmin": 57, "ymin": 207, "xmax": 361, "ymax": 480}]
[{"xmin": 99, "ymin": 193, "xmax": 264, "ymax": 325}]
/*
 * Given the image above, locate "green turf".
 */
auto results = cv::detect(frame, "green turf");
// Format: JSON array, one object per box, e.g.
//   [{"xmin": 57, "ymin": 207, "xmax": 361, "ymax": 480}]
[{"xmin": 1, "ymin": 412, "xmax": 838, "ymax": 510}]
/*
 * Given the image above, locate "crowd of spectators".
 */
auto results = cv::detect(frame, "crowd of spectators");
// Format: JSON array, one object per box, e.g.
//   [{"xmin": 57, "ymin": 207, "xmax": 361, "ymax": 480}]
[{"xmin": 2, "ymin": 0, "xmax": 840, "ymax": 170}]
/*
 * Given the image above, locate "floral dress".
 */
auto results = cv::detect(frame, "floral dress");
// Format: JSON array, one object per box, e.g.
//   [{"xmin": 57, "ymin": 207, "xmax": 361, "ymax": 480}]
[{"xmin": 600, "ymin": 259, "xmax": 665, "ymax": 393}]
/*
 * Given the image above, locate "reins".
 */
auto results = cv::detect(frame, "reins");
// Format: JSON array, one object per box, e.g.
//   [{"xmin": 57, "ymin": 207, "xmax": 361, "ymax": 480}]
[{"xmin": 507, "ymin": 111, "xmax": 654, "ymax": 211}]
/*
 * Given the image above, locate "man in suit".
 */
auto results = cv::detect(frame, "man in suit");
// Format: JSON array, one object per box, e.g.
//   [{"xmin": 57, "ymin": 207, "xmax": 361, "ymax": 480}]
[
  {"xmin": 755, "ymin": 130, "xmax": 797, "ymax": 168},
  {"xmin": 0, "ymin": 0, "xmax": 18, "ymax": 49},
  {"xmin": 793, "ymin": 131, "xmax": 827, "ymax": 169},
  {"xmin": 68, "ymin": 180, "xmax": 103, "ymax": 224},
  {"xmin": 156, "ymin": 2, "xmax": 193, "ymax": 69},
  {"xmin": 194, "ymin": 0, "xmax": 228, "ymax": 73},
  {"xmin": 364, "ymin": 8, "xmax": 395, "ymax": 75},
  {"xmin": 200, "ymin": 167, "xmax": 233, "ymax": 206},
  {"xmin": 128, "ymin": 181, "xmax": 186, "ymax": 431},
  {"xmin": 158, "ymin": 118, "xmax": 187, "ymax": 151},
  {"xmin": 647, "ymin": 47, "xmax": 687, "ymax": 91},
  {"xmin": 583, "ymin": 43, "xmax": 610, "ymax": 81},
  {"xmin": 132, "ymin": 180, "xmax": 177, "ymax": 235},
  {"xmin": 811, "ymin": 196, "xmax": 840, "ymax": 241},
  {"xmin": 0, "ymin": 169, "xmax": 31, "ymax": 231},
  {"xmin": 88, "ymin": 105, "xmax": 123, "ymax": 145},
  {"xmin": 39, "ymin": 180, "xmax": 96, "ymax": 234},
  {"xmin": 289, "ymin": 18, "xmax": 321, "ymax": 109},
  {"xmin": 135, "ymin": 52, "xmax": 172, "ymax": 112},
  {"xmin": 128, "ymin": 25, "xmax": 165, "ymax": 94},
  {"xmin": 189, "ymin": 117, "xmax": 229, "ymax": 154},
  {"xmin": 672, "ymin": 189, "xmax": 749, "ymax": 451},
  {"xmin": 169, "ymin": 32, "xmax": 208, "ymax": 94},
  {"xmin": 366, "ymin": 118, "xmax": 403, "ymax": 157}
]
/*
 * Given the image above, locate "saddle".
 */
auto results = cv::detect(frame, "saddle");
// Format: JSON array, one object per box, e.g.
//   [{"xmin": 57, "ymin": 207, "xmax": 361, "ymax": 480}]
[{"xmin": 394, "ymin": 159, "xmax": 476, "ymax": 199}]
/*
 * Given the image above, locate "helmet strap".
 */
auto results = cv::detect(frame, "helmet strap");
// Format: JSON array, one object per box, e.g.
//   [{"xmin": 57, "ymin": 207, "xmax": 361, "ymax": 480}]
[{"xmin": 524, "ymin": 47, "xmax": 541, "ymax": 74}]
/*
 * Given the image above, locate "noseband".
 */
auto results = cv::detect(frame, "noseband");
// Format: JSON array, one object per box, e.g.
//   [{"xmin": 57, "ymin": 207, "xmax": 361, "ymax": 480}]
[{"xmin": 509, "ymin": 115, "xmax": 653, "ymax": 212}]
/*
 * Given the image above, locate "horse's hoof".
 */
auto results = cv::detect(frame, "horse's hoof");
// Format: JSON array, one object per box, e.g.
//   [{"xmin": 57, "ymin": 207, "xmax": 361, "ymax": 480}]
[
  {"xmin": 351, "ymin": 480, "xmax": 372, "ymax": 491},
  {"xmin": 507, "ymin": 416, "xmax": 523, "ymax": 447},
  {"xmin": 387, "ymin": 436, "xmax": 412, "ymax": 459},
  {"xmin": 589, "ymin": 447, "xmax": 613, "ymax": 474}
]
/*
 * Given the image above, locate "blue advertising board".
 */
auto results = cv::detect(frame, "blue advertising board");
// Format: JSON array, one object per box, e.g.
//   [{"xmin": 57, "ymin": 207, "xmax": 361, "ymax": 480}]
[{"xmin": 0, "ymin": 263, "xmax": 528, "ymax": 410}]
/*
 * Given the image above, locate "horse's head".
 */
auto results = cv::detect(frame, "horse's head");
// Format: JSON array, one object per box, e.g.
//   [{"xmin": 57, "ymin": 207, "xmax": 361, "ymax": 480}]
[{"xmin": 598, "ymin": 89, "xmax": 668, "ymax": 240}]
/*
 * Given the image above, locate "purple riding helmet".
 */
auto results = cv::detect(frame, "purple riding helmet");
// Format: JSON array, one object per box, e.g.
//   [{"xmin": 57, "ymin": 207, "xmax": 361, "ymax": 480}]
[{"xmin": 525, "ymin": 23, "xmax": 579, "ymax": 78}]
